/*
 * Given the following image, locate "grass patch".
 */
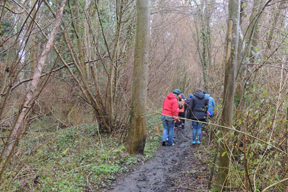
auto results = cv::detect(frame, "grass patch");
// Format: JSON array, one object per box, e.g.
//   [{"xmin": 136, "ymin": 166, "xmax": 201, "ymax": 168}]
[{"xmin": 1, "ymin": 115, "xmax": 162, "ymax": 191}]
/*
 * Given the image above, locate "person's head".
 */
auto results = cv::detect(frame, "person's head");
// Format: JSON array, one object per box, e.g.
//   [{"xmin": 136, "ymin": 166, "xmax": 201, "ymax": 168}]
[
  {"xmin": 178, "ymin": 101, "xmax": 184, "ymax": 109},
  {"xmin": 172, "ymin": 89, "xmax": 181, "ymax": 95},
  {"xmin": 190, "ymin": 94, "xmax": 193, "ymax": 98},
  {"xmin": 195, "ymin": 88, "xmax": 202, "ymax": 93}
]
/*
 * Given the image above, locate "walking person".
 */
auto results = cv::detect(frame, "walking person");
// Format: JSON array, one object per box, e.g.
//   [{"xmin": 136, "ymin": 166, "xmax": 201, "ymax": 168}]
[
  {"xmin": 203, "ymin": 91, "xmax": 216, "ymax": 118},
  {"xmin": 161, "ymin": 89, "xmax": 181, "ymax": 146},
  {"xmin": 178, "ymin": 95, "xmax": 185, "ymax": 129},
  {"xmin": 187, "ymin": 88, "xmax": 208, "ymax": 144}
]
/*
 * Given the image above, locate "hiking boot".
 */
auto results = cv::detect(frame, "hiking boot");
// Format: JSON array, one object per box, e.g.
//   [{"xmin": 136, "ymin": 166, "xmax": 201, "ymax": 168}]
[
  {"xmin": 197, "ymin": 140, "xmax": 201, "ymax": 144},
  {"xmin": 162, "ymin": 141, "xmax": 166, "ymax": 146},
  {"xmin": 192, "ymin": 141, "xmax": 196, "ymax": 144}
]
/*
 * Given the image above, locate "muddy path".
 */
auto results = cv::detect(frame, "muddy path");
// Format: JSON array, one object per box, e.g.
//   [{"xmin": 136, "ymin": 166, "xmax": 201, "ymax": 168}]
[{"xmin": 106, "ymin": 122, "xmax": 211, "ymax": 192}]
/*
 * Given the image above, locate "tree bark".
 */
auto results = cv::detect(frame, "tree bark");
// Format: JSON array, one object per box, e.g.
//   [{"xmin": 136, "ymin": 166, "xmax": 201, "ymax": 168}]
[
  {"xmin": 215, "ymin": 0, "xmax": 240, "ymax": 190},
  {"xmin": 125, "ymin": 0, "xmax": 150, "ymax": 154}
]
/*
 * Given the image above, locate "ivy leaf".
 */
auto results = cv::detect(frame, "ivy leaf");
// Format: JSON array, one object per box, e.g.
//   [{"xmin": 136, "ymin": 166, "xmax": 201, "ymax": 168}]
[
  {"xmin": 275, "ymin": 174, "xmax": 280, "ymax": 181},
  {"xmin": 230, "ymin": 132, "xmax": 234, "ymax": 139},
  {"xmin": 217, "ymin": 138, "xmax": 222, "ymax": 143},
  {"xmin": 61, "ymin": 147, "xmax": 70, "ymax": 155}
]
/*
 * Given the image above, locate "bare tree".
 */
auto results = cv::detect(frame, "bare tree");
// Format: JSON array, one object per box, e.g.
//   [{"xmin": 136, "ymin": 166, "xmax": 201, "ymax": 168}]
[{"xmin": 0, "ymin": 0, "xmax": 67, "ymax": 181}]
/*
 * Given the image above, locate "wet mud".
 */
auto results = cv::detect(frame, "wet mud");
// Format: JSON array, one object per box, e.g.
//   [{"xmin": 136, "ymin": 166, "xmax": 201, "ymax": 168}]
[{"xmin": 106, "ymin": 121, "xmax": 210, "ymax": 192}]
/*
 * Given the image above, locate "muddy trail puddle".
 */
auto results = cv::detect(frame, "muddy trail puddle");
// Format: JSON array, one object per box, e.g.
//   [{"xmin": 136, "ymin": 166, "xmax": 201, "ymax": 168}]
[{"xmin": 105, "ymin": 122, "xmax": 211, "ymax": 192}]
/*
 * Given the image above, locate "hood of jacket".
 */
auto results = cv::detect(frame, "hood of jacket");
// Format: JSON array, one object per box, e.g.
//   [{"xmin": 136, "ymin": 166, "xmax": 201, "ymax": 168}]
[
  {"xmin": 204, "ymin": 94, "xmax": 210, "ymax": 98},
  {"xmin": 194, "ymin": 91, "xmax": 205, "ymax": 99},
  {"xmin": 162, "ymin": 92, "xmax": 179, "ymax": 117},
  {"xmin": 167, "ymin": 92, "xmax": 177, "ymax": 100},
  {"xmin": 180, "ymin": 93, "xmax": 186, "ymax": 100}
]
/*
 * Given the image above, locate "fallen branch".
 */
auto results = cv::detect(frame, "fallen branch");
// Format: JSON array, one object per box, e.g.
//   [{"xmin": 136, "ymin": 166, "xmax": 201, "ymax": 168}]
[{"xmin": 86, "ymin": 172, "xmax": 92, "ymax": 191}]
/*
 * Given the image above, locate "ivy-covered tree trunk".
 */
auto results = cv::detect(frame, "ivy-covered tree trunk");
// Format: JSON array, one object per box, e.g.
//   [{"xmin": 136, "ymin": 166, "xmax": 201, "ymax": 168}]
[
  {"xmin": 215, "ymin": 0, "xmax": 240, "ymax": 190},
  {"xmin": 125, "ymin": 0, "xmax": 150, "ymax": 154}
]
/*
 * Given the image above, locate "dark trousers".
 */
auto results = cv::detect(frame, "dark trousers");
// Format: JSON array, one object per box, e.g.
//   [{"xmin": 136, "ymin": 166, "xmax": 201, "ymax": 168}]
[
  {"xmin": 179, "ymin": 112, "xmax": 185, "ymax": 124},
  {"xmin": 175, "ymin": 112, "xmax": 185, "ymax": 128}
]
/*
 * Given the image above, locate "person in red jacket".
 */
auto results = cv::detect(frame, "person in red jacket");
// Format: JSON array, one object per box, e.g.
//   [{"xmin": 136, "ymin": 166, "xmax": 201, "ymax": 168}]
[{"xmin": 161, "ymin": 89, "xmax": 181, "ymax": 146}]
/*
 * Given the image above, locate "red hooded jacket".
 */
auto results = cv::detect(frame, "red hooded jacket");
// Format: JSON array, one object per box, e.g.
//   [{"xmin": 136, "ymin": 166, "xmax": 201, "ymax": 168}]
[{"xmin": 162, "ymin": 93, "xmax": 179, "ymax": 118}]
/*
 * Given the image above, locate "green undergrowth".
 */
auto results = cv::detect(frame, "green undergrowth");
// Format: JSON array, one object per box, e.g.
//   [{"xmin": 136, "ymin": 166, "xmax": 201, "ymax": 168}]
[{"xmin": 1, "ymin": 115, "xmax": 162, "ymax": 191}]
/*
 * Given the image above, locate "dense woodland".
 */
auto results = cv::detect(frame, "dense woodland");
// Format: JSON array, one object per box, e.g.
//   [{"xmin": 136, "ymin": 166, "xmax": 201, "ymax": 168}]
[{"xmin": 0, "ymin": 0, "xmax": 288, "ymax": 191}]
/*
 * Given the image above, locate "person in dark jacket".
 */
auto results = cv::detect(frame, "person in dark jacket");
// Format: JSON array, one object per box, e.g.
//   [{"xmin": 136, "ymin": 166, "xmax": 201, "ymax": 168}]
[{"xmin": 187, "ymin": 88, "xmax": 208, "ymax": 144}]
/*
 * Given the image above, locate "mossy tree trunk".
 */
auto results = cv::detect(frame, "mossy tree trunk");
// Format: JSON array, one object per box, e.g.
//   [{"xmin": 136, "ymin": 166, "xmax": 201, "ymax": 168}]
[
  {"xmin": 215, "ymin": 0, "xmax": 240, "ymax": 190},
  {"xmin": 125, "ymin": 0, "xmax": 150, "ymax": 154}
]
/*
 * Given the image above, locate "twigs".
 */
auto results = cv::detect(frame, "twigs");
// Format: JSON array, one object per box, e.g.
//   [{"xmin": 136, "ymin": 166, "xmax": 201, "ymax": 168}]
[
  {"xmin": 86, "ymin": 172, "xmax": 92, "ymax": 191},
  {"xmin": 6, "ymin": 137, "xmax": 54, "ymax": 190},
  {"xmin": 208, "ymin": 142, "xmax": 219, "ymax": 189},
  {"xmin": 11, "ymin": 58, "xmax": 106, "ymax": 91},
  {"xmin": 94, "ymin": 0, "xmax": 111, "ymax": 61},
  {"xmin": 0, "ymin": 0, "xmax": 67, "ymax": 183},
  {"xmin": 0, "ymin": 4, "xmax": 25, "ymax": 14},
  {"xmin": 155, "ymin": 112, "xmax": 288, "ymax": 155},
  {"xmin": 171, "ymin": 180, "xmax": 199, "ymax": 191},
  {"xmin": 243, "ymin": 111, "xmax": 253, "ymax": 192},
  {"xmin": 253, "ymin": 62, "xmax": 288, "ymax": 191}
]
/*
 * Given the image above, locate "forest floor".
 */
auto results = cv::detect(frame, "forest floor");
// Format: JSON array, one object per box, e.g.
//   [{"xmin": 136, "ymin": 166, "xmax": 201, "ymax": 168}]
[{"xmin": 105, "ymin": 121, "xmax": 213, "ymax": 192}]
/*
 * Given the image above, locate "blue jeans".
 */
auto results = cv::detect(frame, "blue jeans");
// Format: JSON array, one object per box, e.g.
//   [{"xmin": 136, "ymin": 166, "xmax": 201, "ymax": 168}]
[
  {"xmin": 161, "ymin": 115, "xmax": 174, "ymax": 146},
  {"xmin": 192, "ymin": 121, "xmax": 203, "ymax": 142}
]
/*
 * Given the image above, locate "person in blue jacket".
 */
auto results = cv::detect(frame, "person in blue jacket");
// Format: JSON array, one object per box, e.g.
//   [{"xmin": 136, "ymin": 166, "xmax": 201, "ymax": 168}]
[{"xmin": 203, "ymin": 91, "xmax": 216, "ymax": 117}]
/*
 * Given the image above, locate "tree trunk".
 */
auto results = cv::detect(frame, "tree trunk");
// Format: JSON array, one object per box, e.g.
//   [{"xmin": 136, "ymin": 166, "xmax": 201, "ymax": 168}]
[
  {"xmin": 248, "ymin": 0, "xmax": 265, "ymax": 63},
  {"xmin": 215, "ymin": 0, "xmax": 240, "ymax": 190},
  {"xmin": 84, "ymin": 0, "xmax": 91, "ymax": 79},
  {"xmin": 125, "ymin": 0, "xmax": 150, "ymax": 154}
]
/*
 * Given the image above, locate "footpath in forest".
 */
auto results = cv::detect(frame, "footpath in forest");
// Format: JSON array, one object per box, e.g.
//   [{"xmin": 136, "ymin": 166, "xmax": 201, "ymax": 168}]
[{"xmin": 105, "ymin": 121, "xmax": 211, "ymax": 192}]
